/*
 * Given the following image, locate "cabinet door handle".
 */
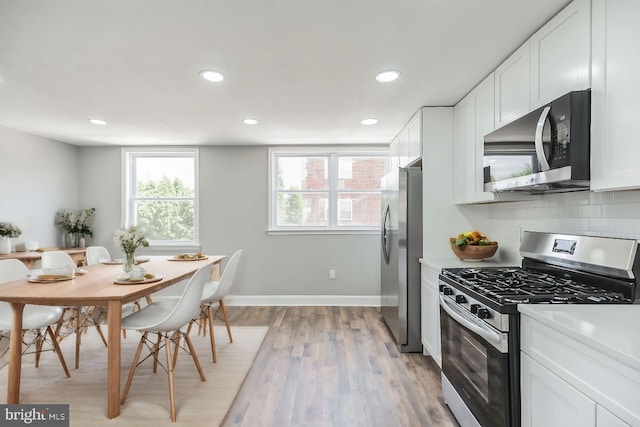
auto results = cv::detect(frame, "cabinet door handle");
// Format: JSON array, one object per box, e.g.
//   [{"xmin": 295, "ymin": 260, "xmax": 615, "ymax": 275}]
[{"xmin": 535, "ymin": 106, "xmax": 552, "ymax": 171}]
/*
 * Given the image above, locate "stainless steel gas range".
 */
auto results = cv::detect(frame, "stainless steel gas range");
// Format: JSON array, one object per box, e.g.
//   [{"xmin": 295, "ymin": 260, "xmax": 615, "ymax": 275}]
[{"xmin": 438, "ymin": 231, "xmax": 640, "ymax": 427}]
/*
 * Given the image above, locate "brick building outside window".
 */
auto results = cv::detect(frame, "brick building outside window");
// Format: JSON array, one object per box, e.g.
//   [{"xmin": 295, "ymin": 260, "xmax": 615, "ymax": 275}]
[{"xmin": 270, "ymin": 149, "xmax": 389, "ymax": 232}]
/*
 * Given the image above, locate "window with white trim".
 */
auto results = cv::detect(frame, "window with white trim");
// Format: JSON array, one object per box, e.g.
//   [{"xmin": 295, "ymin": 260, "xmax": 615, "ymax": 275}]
[
  {"xmin": 122, "ymin": 148, "xmax": 199, "ymax": 245},
  {"xmin": 269, "ymin": 148, "xmax": 388, "ymax": 232}
]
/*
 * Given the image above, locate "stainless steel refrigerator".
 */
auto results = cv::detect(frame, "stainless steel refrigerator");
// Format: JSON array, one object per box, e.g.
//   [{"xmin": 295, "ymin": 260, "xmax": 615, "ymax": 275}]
[{"xmin": 380, "ymin": 166, "xmax": 422, "ymax": 352}]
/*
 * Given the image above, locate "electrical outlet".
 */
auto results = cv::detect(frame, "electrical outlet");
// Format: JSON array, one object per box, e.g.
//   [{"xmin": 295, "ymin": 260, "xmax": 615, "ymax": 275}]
[{"xmin": 329, "ymin": 269, "xmax": 336, "ymax": 279}]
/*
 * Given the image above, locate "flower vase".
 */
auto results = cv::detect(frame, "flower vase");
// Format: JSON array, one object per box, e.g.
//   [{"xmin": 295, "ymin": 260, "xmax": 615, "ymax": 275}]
[
  {"xmin": 123, "ymin": 251, "xmax": 136, "ymax": 273},
  {"xmin": 0, "ymin": 237, "xmax": 11, "ymax": 255},
  {"xmin": 78, "ymin": 236, "xmax": 86, "ymax": 248},
  {"xmin": 67, "ymin": 233, "xmax": 77, "ymax": 248}
]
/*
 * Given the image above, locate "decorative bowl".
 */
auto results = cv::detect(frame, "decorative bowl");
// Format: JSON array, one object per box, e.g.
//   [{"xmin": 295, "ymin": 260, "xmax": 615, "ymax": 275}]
[{"xmin": 450, "ymin": 243, "xmax": 498, "ymax": 261}]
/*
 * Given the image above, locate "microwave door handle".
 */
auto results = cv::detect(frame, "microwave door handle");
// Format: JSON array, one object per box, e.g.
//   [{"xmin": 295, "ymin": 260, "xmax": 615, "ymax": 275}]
[
  {"xmin": 439, "ymin": 295, "xmax": 506, "ymax": 352},
  {"xmin": 535, "ymin": 106, "xmax": 551, "ymax": 171}
]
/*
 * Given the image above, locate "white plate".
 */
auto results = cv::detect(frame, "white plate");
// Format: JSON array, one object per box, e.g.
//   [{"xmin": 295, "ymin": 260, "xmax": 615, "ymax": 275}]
[
  {"xmin": 169, "ymin": 254, "xmax": 208, "ymax": 261},
  {"xmin": 113, "ymin": 274, "xmax": 163, "ymax": 285},
  {"xmin": 28, "ymin": 274, "xmax": 74, "ymax": 283},
  {"xmin": 101, "ymin": 257, "xmax": 149, "ymax": 265}
]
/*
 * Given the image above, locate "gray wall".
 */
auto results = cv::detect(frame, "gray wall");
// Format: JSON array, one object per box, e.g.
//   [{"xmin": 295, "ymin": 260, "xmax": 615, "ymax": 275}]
[
  {"xmin": 78, "ymin": 145, "xmax": 382, "ymax": 304},
  {"xmin": 0, "ymin": 126, "xmax": 79, "ymax": 250},
  {"xmin": 1, "ymin": 128, "xmax": 382, "ymax": 304}
]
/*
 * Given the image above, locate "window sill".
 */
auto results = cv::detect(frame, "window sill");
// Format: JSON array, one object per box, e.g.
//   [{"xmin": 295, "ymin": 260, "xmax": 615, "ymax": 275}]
[{"xmin": 266, "ymin": 228, "xmax": 380, "ymax": 236}]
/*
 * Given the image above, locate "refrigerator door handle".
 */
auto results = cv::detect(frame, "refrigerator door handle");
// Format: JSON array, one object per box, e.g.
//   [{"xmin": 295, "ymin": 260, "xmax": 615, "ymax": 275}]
[{"xmin": 382, "ymin": 204, "xmax": 390, "ymax": 264}]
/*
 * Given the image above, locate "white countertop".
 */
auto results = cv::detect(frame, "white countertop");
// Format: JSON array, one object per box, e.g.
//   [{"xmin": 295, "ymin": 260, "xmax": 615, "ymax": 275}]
[
  {"xmin": 420, "ymin": 256, "xmax": 518, "ymax": 270},
  {"xmin": 518, "ymin": 304, "xmax": 640, "ymax": 372}
]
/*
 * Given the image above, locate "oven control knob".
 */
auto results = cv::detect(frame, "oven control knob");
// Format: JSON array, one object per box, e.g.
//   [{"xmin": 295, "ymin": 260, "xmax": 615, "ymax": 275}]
[
  {"xmin": 455, "ymin": 295, "xmax": 467, "ymax": 304},
  {"xmin": 442, "ymin": 287, "xmax": 453, "ymax": 296},
  {"xmin": 477, "ymin": 308, "xmax": 491, "ymax": 319},
  {"xmin": 470, "ymin": 304, "xmax": 480, "ymax": 314}
]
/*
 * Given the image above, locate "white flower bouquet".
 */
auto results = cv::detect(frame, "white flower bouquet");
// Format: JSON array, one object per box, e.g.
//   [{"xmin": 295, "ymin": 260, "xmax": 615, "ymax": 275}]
[{"xmin": 113, "ymin": 227, "xmax": 149, "ymax": 272}]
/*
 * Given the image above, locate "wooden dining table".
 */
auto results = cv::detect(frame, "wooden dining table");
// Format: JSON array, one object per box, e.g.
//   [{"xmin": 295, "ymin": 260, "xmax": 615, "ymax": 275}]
[{"xmin": 0, "ymin": 254, "xmax": 225, "ymax": 419}]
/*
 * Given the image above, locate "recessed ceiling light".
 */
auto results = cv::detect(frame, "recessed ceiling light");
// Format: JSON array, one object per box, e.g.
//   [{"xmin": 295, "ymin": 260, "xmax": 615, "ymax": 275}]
[
  {"xmin": 361, "ymin": 118, "xmax": 378, "ymax": 125},
  {"xmin": 375, "ymin": 70, "xmax": 400, "ymax": 83},
  {"xmin": 242, "ymin": 118, "xmax": 258, "ymax": 125},
  {"xmin": 200, "ymin": 70, "xmax": 224, "ymax": 82},
  {"xmin": 88, "ymin": 119, "xmax": 107, "ymax": 125}
]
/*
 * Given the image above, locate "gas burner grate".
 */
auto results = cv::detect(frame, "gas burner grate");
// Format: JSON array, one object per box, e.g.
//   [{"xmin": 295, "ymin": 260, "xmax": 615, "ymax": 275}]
[{"xmin": 441, "ymin": 266, "xmax": 629, "ymax": 306}]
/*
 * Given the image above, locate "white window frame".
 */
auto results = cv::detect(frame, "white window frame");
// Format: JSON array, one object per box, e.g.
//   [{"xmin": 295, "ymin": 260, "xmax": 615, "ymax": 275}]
[
  {"xmin": 268, "ymin": 146, "xmax": 388, "ymax": 235},
  {"xmin": 338, "ymin": 198, "xmax": 353, "ymax": 221},
  {"xmin": 121, "ymin": 148, "xmax": 200, "ymax": 249}
]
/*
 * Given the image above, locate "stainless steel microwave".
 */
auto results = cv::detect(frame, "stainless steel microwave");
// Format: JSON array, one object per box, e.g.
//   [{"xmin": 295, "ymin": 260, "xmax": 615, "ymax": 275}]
[{"xmin": 483, "ymin": 89, "xmax": 590, "ymax": 193}]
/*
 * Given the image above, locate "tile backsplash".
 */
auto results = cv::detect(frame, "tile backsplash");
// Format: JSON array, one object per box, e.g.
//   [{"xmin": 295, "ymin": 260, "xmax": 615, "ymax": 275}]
[{"xmin": 458, "ymin": 189, "xmax": 640, "ymax": 264}]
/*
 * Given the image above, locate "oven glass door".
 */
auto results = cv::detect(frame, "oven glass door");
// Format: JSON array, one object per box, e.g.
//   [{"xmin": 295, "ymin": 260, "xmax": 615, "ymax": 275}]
[{"xmin": 440, "ymin": 304, "xmax": 510, "ymax": 427}]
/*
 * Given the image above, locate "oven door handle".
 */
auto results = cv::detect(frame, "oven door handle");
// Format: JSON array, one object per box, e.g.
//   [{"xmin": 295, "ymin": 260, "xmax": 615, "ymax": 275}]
[{"xmin": 439, "ymin": 295, "xmax": 508, "ymax": 352}]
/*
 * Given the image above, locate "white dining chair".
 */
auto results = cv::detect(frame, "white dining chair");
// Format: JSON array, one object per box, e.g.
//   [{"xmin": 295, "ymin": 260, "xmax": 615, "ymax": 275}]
[
  {"xmin": 193, "ymin": 249, "xmax": 242, "ymax": 363},
  {"xmin": 85, "ymin": 245, "xmax": 111, "ymax": 265},
  {"xmin": 42, "ymin": 250, "xmax": 107, "ymax": 369},
  {"xmin": 41, "ymin": 250, "xmax": 78, "ymax": 271},
  {"xmin": 84, "ymin": 246, "xmax": 140, "ymax": 340},
  {"xmin": 120, "ymin": 264, "xmax": 212, "ymax": 422},
  {"xmin": 0, "ymin": 259, "xmax": 70, "ymax": 377}
]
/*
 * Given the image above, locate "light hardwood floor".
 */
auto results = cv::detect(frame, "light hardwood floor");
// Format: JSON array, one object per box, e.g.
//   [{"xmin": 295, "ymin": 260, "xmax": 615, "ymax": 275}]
[{"xmin": 222, "ymin": 306, "xmax": 458, "ymax": 427}]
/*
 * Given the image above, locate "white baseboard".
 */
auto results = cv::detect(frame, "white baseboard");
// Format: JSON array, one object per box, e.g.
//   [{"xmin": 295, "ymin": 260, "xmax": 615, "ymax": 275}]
[{"xmin": 224, "ymin": 294, "xmax": 381, "ymax": 307}]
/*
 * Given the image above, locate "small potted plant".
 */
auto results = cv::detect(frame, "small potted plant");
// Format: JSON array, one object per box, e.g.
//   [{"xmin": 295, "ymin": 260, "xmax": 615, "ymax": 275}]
[
  {"xmin": 0, "ymin": 222, "xmax": 22, "ymax": 255},
  {"xmin": 55, "ymin": 208, "xmax": 96, "ymax": 248}
]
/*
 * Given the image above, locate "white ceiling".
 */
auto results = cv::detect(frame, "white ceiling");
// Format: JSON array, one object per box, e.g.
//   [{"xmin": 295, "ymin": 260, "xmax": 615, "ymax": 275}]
[{"xmin": 0, "ymin": 0, "xmax": 571, "ymax": 147}]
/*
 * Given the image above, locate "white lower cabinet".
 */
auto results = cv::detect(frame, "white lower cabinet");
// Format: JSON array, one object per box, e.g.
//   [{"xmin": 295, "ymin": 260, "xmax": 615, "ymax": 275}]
[
  {"xmin": 521, "ymin": 354, "xmax": 630, "ymax": 427},
  {"xmin": 521, "ymin": 352, "xmax": 596, "ymax": 427},
  {"xmin": 420, "ymin": 263, "xmax": 441, "ymax": 367},
  {"xmin": 520, "ymin": 314, "xmax": 639, "ymax": 427}
]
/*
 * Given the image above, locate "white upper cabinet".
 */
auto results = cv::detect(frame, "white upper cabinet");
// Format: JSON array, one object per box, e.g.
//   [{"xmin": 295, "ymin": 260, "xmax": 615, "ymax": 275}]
[
  {"xmin": 395, "ymin": 109, "xmax": 423, "ymax": 168},
  {"xmin": 453, "ymin": 94, "xmax": 474, "ymax": 202},
  {"xmin": 453, "ymin": 73, "xmax": 498, "ymax": 204},
  {"xmin": 473, "ymin": 74, "xmax": 496, "ymax": 196},
  {"xmin": 590, "ymin": 0, "xmax": 640, "ymax": 191},
  {"xmin": 397, "ymin": 127, "xmax": 410, "ymax": 168},
  {"xmin": 407, "ymin": 113, "xmax": 422, "ymax": 166},
  {"xmin": 390, "ymin": 136, "xmax": 400, "ymax": 173},
  {"xmin": 530, "ymin": 0, "xmax": 591, "ymax": 109},
  {"xmin": 597, "ymin": 406, "xmax": 631, "ymax": 427},
  {"xmin": 495, "ymin": 41, "xmax": 531, "ymax": 128}
]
